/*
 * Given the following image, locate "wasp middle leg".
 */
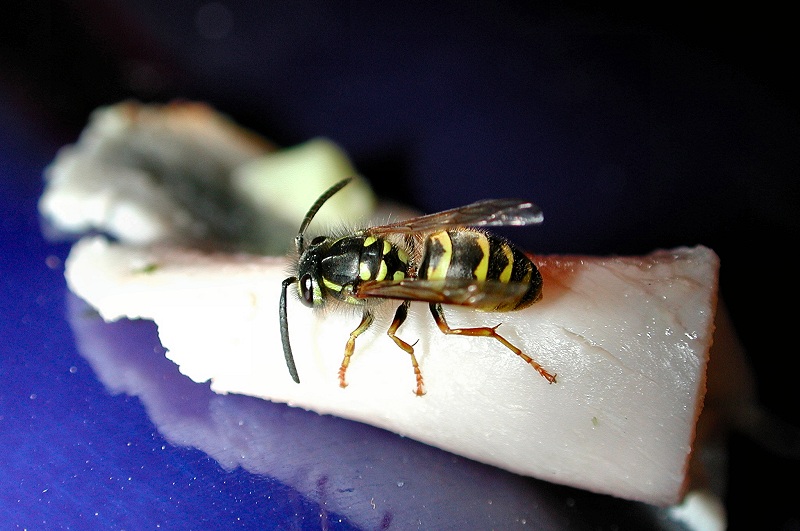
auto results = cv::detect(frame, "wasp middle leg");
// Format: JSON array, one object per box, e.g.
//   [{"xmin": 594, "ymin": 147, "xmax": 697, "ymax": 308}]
[
  {"xmin": 429, "ymin": 303, "xmax": 557, "ymax": 384},
  {"xmin": 386, "ymin": 300, "xmax": 425, "ymax": 396}
]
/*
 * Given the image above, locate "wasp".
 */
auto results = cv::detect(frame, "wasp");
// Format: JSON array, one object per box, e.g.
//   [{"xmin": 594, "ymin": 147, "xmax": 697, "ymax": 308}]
[{"xmin": 279, "ymin": 177, "xmax": 556, "ymax": 395}]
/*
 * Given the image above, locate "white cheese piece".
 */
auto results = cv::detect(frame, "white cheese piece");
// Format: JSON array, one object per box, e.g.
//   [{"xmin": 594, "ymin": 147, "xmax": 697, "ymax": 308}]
[{"xmin": 64, "ymin": 236, "xmax": 718, "ymax": 506}]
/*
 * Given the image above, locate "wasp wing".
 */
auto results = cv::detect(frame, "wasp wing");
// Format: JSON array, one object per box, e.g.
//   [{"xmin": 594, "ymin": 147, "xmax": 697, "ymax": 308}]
[
  {"xmin": 356, "ymin": 278, "xmax": 532, "ymax": 309},
  {"xmin": 367, "ymin": 199, "xmax": 543, "ymax": 236}
]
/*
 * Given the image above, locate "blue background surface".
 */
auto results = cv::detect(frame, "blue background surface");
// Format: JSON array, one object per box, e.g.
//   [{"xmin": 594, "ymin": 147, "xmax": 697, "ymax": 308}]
[{"xmin": 2, "ymin": 2, "xmax": 798, "ymax": 529}]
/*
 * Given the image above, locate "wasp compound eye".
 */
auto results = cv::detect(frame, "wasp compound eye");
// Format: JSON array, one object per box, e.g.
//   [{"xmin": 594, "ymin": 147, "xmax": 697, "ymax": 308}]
[{"xmin": 299, "ymin": 274, "xmax": 315, "ymax": 306}]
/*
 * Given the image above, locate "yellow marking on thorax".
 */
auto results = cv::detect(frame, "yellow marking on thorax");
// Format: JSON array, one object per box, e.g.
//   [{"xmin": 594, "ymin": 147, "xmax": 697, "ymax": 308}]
[
  {"xmin": 425, "ymin": 231, "xmax": 452, "ymax": 280},
  {"xmin": 363, "ymin": 236, "xmax": 377, "ymax": 247},
  {"xmin": 359, "ymin": 262, "xmax": 372, "ymax": 281},
  {"xmin": 397, "ymin": 247, "xmax": 409, "ymax": 265},
  {"xmin": 376, "ymin": 260, "xmax": 388, "ymax": 281}
]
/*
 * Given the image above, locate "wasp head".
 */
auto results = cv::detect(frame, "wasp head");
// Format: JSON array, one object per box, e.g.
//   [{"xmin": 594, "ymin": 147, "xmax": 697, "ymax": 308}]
[
  {"xmin": 279, "ymin": 177, "xmax": 354, "ymax": 385},
  {"xmin": 295, "ymin": 235, "xmax": 332, "ymax": 308}
]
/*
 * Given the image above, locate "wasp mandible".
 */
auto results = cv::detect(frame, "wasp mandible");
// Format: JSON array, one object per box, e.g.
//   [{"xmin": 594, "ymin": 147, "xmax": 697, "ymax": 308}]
[{"xmin": 279, "ymin": 177, "xmax": 556, "ymax": 395}]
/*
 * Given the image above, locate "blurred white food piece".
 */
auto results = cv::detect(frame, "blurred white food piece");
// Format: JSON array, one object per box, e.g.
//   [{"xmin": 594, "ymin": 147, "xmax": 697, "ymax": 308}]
[{"xmin": 39, "ymin": 100, "xmax": 375, "ymax": 254}]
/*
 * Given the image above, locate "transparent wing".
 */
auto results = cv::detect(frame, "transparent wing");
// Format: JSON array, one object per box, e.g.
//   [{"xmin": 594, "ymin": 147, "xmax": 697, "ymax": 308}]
[
  {"xmin": 367, "ymin": 199, "xmax": 543, "ymax": 236},
  {"xmin": 356, "ymin": 278, "xmax": 532, "ymax": 308}
]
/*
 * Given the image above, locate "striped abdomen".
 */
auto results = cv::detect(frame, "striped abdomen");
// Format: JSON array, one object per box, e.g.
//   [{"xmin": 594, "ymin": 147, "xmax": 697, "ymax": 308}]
[{"xmin": 418, "ymin": 228, "xmax": 542, "ymax": 311}]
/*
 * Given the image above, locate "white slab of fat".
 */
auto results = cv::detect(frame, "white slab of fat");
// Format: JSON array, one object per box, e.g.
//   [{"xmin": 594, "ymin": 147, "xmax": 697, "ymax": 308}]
[{"xmin": 64, "ymin": 236, "xmax": 718, "ymax": 506}]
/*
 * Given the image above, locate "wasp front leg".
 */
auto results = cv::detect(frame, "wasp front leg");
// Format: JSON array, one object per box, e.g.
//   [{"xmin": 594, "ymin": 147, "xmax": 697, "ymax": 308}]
[
  {"xmin": 339, "ymin": 310, "xmax": 374, "ymax": 389},
  {"xmin": 429, "ymin": 303, "xmax": 557, "ymax": 384},
  {"xmin": 386, "ymin": 300, "xmax": 425, "ymax": 396}
]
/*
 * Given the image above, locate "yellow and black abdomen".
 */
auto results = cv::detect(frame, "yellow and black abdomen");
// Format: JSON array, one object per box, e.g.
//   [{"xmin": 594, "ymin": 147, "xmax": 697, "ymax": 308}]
[{"xmin": 418, "ymin": 228, "xmax": 542, "ymax": 311}]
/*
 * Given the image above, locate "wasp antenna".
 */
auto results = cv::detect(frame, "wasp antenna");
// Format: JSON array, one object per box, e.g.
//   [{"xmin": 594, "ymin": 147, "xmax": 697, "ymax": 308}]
[
  {"xmin": 280, "ymin": 276, "xmax": 301, "ymax": 383},
  {"xmin": 297, "ymin": 177, "xmax": 354, "ymax": 236}
]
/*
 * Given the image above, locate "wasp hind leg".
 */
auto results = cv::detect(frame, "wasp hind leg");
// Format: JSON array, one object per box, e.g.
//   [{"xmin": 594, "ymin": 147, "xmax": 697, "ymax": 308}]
[
  {"xmin": 339, "ymin": 310, "xmax": 374, "ymax": 389},
  {"xmin": 429, "ymin": 303, "xmax": 557, "ymax": 384},
  {"xmin": 387, "ymin": 300, "xmax": 426, "ymax": 396}
]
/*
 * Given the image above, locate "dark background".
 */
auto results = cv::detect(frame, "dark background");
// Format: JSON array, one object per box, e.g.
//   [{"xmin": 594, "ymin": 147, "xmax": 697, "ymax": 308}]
[{"xmin": 2, "ymin": 1, "xmax": 798, "ymax": 529}]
